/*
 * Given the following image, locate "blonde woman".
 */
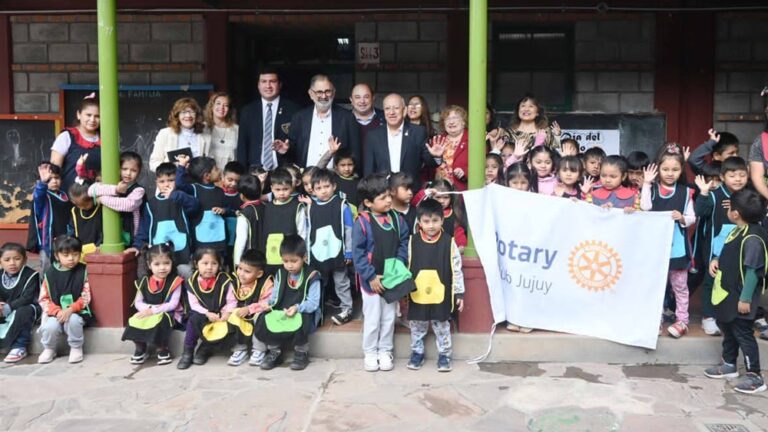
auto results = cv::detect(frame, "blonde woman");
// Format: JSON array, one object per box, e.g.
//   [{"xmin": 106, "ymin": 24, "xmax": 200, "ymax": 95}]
[
  {"xmin": 204, "ymin": 92, "xmax": 239, "ymax": 171},
  {"xmin": 149, "ymin": 98, "xmax": 211, "ymax": 172}
]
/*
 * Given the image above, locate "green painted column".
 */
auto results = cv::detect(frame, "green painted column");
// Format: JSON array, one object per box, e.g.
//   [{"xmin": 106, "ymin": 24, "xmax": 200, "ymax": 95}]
[
  {"xmin": 464, "ymin": 0, "xmax": 488, "ymax": 258},
  {"xmin": 97, "ymin": 0, "xmax": 123, "ymax": 253}
]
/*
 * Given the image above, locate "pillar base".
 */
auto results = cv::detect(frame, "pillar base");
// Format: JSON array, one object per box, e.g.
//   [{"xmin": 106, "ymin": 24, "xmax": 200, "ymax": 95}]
[
  {"xmin": 85, "ymin": 252, "xmax": 137, "ymax": 328},
  {"xmin": 458, "ymin": 257, "xmax": 494, "ymax": 333}
]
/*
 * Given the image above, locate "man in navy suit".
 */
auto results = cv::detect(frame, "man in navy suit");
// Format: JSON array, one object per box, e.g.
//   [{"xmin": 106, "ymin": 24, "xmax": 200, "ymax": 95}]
[
  {"xmin": 363, "ymin": 93, "xmax": 445, "ymax": 189},
  {"xmin": 274, "ymin": 74, "xmax": 361, "ymax": 171},
  {"xmin": 236, "ymin": 68, "xmax": 298, "ymax": 170}
]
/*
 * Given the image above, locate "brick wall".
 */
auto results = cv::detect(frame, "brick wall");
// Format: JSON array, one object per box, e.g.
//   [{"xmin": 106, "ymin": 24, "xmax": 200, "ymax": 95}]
[
  {"xmin": 571, "ymin": 15, "xmax": 655, "ymax": 113},
  {"xmin": 11, "ymin": 14, "xmax": 206, "ymax": 113},
  {"xmin": 713, "ymin": 13, "xmax": 768, "ymax": 149},
  {"xmin": 354, "ymin": 19, "xmax": 447, "ymax": 114}
]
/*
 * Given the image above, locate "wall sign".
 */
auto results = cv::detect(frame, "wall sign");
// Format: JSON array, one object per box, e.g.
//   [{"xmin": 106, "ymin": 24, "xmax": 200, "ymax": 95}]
[
  {"xmin": 357, "ymin": 42, "xmax": 380, "ymax": 64},
  {"xmin": 561, "ymin": 129, "xmax": 620, "ymax": 155}
]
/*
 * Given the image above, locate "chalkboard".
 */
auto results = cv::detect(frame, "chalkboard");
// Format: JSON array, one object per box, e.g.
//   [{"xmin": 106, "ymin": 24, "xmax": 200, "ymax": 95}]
[
  {"xmin": 496, "ymin": 112, "xmax": 667, "ymax": 156},
  {"xmin": 61, "ymin": 85, "xmax": 213, "ymax": 188},
  {"xmin": 0, "ymin": 115, "xmax": 62, "ymax": 224}
]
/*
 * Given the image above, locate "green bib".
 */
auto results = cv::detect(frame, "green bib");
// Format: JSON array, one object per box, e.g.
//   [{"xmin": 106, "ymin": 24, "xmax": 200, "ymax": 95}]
[{"xmin": 264, "ymin": 309, "xmax": 302, "ymax": 333}]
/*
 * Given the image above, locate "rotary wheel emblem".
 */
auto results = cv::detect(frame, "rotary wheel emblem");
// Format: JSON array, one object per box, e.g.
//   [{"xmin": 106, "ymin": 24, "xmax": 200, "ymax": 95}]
[{"xmin": 568, "ymin": 240, "xmax": 622, "ymax": 291}]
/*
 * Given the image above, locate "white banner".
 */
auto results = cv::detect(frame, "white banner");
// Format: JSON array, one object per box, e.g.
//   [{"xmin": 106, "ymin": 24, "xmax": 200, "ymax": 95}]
[{"xmin": 464, "ymin": 184, "xmax": 674, "ymax": 349}]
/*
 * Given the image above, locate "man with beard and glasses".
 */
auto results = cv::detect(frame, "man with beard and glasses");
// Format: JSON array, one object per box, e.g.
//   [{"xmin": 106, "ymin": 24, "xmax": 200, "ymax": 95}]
[{"xmin": 274, "ymin": 75, "xmax": 361, "ymax": 173}]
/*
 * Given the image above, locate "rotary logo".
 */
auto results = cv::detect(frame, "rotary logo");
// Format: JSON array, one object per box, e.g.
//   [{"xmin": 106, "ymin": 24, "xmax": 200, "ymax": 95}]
[{"xmin": 568, "ymin": 240, "xmax": 622, "ymax": 291}]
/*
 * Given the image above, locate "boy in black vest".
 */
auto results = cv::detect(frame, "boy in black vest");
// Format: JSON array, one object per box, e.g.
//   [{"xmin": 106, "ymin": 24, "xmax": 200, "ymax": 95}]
[
  {"xmin": 693, "ymin": 157, "xmax": 750, "ymax": 336},
  {"xmin": 127, "ymin": 162, "xmax": 200, "ymax": 279},
  {"xmin": 31, "ymin": 162, "xmax": 71, "ymax": 273},
  {"xmin": 704, "ymin": 189, "xmax": 767, "ymax": 394},
  {"xmin": 233, "ymin": 174, "xmax": 263, "ymax": 268},
  {"xmin": 222, "ymin": 161, "xmax": 246, "ymax": 264},
  {"xmin": 406, "ymin": 199, "xmax": 464, "ymax": 372},
  {"xmin": 260, "ymin": 167, "xmax": 303, "ymax": 275},
  {"xmin": 333, "ymin": 149, "xmax": 360, "ymax": 208},
  {"xmin": 253, "ymin": 235, "xmax": 321, "ymax": 371},
  {"xmin": 303, "ymin": 168, "xmax": 355, "ymax": 325}
]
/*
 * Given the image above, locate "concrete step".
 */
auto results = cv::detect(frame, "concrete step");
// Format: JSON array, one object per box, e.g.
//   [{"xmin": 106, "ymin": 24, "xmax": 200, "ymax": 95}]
[{"xmin": 20, "ymin": 319, "xmax": 768, "ymax": 365}]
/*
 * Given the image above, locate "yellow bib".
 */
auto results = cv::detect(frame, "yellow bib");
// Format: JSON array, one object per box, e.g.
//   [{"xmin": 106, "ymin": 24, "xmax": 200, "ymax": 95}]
[{"xmin": 410, "ymin": 270, "xmax": 445, "ymax": 305}]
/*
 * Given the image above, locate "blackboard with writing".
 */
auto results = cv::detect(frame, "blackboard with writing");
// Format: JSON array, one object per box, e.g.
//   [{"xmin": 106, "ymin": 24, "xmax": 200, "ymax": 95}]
[
  {"xmin": 61, "ymin": 84, "xmax": 213, "ymax": 188},
  {"xmin": 0, "ymin": 116, "xmax": 61, "ymax": 224},
  {"xmin": 496, "ymin": 112, "xmax": 667, "ymax": 156}
]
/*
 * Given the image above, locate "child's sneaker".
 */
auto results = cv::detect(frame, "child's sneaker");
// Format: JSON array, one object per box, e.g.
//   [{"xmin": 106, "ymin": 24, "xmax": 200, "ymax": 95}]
[
  {"xmin": 37, "ymin": 348, "xmax": 56, "ymax": 364},
  {"xmin": 68, "ymin": 347, "xmax": 83, "ymax": 364},
  {"xmin": 702, "ymin": 317, "xmax": 721, "ymax": 336},
  {"xmin": 704, "ymin": 361, "xmax": 739, "ymax": 379},
  {"xmin": 734, "ymin": 373, "xmax": 767, "ymax": 394},
  {"xmin": 249, "ymin": 350, "xmax": 266, "ymax": 366},
  {"xmin": 331, "ymin": 309, "xmax": 352, "ymax": 326},
  {"xmin": 364, "ymin": 353, "xmax": 379, "ymax": 372},
  {"xmin": 228, "ymin": 349, "xmax": 248, "ymax": 366},
  {"xmin": 130, "ymin": 348, "xmax": 149, "ymax": 365},
  {"xmin": 755, "ymin": 319, "xmax": 768, "ymax": 341},
  {"xmin": 437, "ymin": 354, "xmax": 452, "ymax": 372},
  {"xmin": 4, "ymin": 348, "xmax": 27, "ymax": 363},
  {"xmin": 667, "ymin": 321, "xmax": 688, "ymax": 338},
  {"xmin": 406, "ymin": 352, "xmax": 425, "ymax": 370},
  {"xmin": 290, "ymin": 351, "xmax": 309, "ymax": 370},
  {"xmin": 156, "ymin": 349, "xmax": 172, "ymax": 366},
  {"xmin": 662, "ymin": 308, "xmax": 676, "ymax": 323},
  {"xmin": 378, "ymin": 351, "xmax": 394, "ymax": 371},
  {"xmin": 260, "ymin": 349, "xmax": 283, "ymax": 370}
]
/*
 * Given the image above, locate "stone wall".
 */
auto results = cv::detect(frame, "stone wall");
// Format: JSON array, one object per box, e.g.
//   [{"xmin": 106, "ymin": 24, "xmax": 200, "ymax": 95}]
[
  {"xmin": 713, "ymin": 14, "xmax": 768, "ymax": 147},
  {"xmin": 571, "ymin": 15, "xmax": 655, "ymax": 113},
  {"xmin": 11, "ymin": 14, "xmax": 206, "ymax": 113},
  {"xmin": 354, "ymin": 19, "xmax": 447, "ymax": 114}
]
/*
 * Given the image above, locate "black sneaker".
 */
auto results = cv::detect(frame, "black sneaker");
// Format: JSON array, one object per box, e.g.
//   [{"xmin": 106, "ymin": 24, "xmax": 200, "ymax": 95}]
[
  {"xmin": 260, "ymin": 349, "xmax": 283, "ymax": 370},
  {"xmin": 704, "ymin": 361, "xmax": 739, "ymax": 379},
  {"xmin": 130, "ymin": 348, "xmax": 148, "ymax": 365},
  {"xmin": 407, "ymin": 352, "xmax": 425, "ymax": 370},
  {"xmin": 177, "ymin": 348, "xmax": 194, "ymax": 370},
  {"xmin": 437, "ymin": 354, "xmax": 452, "ymax": 372},
  {"xmin": 157, "ymin": 349, "xmax": 172, "ymax": 366},
  {"xmin": 290, "ymin": 351, "xmax": 310, "ymax": 370},
  {"xmin": 192, "ymin": 346, "xmax": 209, "ymax": 365},
  {"xmin": 331, "ymin": 309, "xmax": 353, "ymax": 326}
]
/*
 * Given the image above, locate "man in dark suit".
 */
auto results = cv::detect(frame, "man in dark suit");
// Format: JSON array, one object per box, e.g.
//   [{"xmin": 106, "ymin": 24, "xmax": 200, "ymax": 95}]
[
  {"xmin": 236, "ymin": 68, "xmax": 298, "ymax": 170},
  {"xmin": 364, "ymin": 93, "xmax": 445, "ymax": 189},
  {"xmin": 274, "ymin": 74, "xmax": 360, "ymax": 171}
]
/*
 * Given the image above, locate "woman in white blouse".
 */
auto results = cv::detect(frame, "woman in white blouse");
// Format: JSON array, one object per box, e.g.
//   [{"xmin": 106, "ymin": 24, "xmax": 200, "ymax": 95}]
[
  {"xmin": 204, "ymin": 92, "xmax": 239, "ymax": 171},
  {"xmin": 148, "ymin": 97, "xmax": 211, "ymax": 172}
]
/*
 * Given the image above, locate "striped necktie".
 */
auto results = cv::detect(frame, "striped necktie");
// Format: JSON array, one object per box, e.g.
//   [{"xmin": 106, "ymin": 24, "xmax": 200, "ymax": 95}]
[{"xmin": 262, "ymin": 102, "xmax": 274, "ymax": 170}]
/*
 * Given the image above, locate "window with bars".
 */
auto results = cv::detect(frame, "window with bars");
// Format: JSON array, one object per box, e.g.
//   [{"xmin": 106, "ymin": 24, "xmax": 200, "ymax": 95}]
[{"xmin": 491, "ymin": 26, "xmax": 574, "ymax": 113}]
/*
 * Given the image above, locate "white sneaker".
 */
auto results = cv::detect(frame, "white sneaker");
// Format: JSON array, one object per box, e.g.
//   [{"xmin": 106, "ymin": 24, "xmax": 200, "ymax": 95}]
[
  {"xmin": 68, "ymin": 347, "xmax": 83, "ymax": 364},
  {"xmin": 702, "ymin": 317, "xmax": 721, "ymax": 336},
  {"xmin": 228, "ymin": 349, "xmax": 248, "ymax": 366},
  {"xmin": 364, "ymin": 353, "xmax": 379, "ymax": 372},
  {"xmin": 378, "ymin": 351, "xmax": 394, "ymax": 371},
  {"xmin": 248, "ymin": 350, "xmax": 266, "ymax": 367},
  {"xmin": 37, "ymin": 348, "xmax": 56, "ymax": 364}
]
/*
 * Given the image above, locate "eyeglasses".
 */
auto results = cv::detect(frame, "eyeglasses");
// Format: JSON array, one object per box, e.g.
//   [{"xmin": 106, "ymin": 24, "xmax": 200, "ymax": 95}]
[
  {"xmin": 179, "ymin": 109, "xmax": 197, "ymax": 116},
  {"xmin": 445, "ymin": 115, "xmax": 463, "ymax": 122},
  {"xmin": 311, "ymin": 89, "xmax": 334, "ymax": 97},
  {"xmin": 408, "ymin": 103, "xmax": 422, "ymax": 108}
]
